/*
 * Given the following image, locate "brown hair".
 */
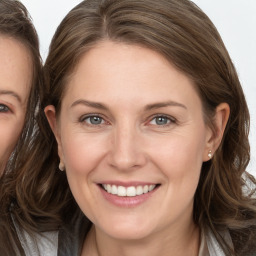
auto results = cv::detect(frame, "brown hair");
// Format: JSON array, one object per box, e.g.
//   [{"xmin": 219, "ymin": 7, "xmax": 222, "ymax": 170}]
[
  {"xmin": 0, "ymin": 0, "xmax": 43, "ymax": 255},
  {"xmin": 3, "ymin": 0, "xmax": 256, "ymax": 255}
]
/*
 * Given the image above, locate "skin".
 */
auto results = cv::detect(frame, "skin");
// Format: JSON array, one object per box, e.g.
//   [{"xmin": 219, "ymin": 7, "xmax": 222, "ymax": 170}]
[
  {"xmin": 0, "ymin": 36, "xmax": 32, "ymax": 175},
  {"xmin": 46, "ymin": 40, "xmax": 229, "ymax": 256}
]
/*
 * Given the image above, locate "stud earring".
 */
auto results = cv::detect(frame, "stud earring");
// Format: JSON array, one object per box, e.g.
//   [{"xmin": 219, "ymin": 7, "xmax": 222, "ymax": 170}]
[
  {"xmin": 208, "ymin": 150, "xmax": 212, "ymax": 159},
  {"xmin": 59, "ymin": 161, "xmax": 65, "ymax": 171}
]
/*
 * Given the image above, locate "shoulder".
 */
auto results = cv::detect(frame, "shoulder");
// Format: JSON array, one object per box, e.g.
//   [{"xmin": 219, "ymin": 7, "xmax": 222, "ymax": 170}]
[
  {"xmin": 205, "ymin": 225, "xmax": 256, "ymax": 256},
  {"xmin": 204, "ymin": 228, "xmax": 232, "ymax": 256},
  {"xmin": 19, "ymin": 230, "xmax": 58, "ymax": 256},
  {"xmin": 12, "ymin": 214, "xmax": 58, "ymax": 256}
]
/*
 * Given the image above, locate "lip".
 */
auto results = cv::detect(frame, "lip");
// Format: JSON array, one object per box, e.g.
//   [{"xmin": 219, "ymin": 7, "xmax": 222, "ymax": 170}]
[{"xmin": 98, "ymin": 182, "xmax": 160, "ymax": 207}]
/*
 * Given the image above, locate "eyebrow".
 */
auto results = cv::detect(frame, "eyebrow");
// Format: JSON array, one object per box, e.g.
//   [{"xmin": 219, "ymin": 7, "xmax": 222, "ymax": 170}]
[
  {"xmin": 71, "ymin": 99, "xmax": 108, "ymax": 110},
  {"xmin": 71, "ymin": 99, "xmax": 187, "ymax": 111},
  {"xmin": 0, "ymin": 90, "xmax": 22, "ymax": 103},
  {"xmin": 144, "ymin": 101, "xmax": 187, "ymax": 111}
]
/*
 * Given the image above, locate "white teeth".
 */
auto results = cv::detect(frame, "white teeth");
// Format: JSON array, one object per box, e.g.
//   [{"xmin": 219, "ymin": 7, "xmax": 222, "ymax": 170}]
[
  {"xmin": 112, "ymin": 185, "xmax": 118, "ymax": 195},
  {"xmin": 102, "ymin": 184, "xmax": 156, "ymax": 197},
  {"xmin": 149, "ymin": 185, "xmax": 155, "ymax": 191},
  {"xmin": 117, "ymin": 186, "xmax": 126, "ymax": 196},
  {"xmin": 107, "ymin": 184, "xmax": 112, "ymax": 193},
  {"xmin": 126, "ymin": 186, "xmax": 136, "ymax": 197},
  {"xmin": 136, "ymin": 186, "xmax": 143, "ymax": 195},
  {"xmin": 143, "ymin": 185, "xmax": 149, "ymax": 193}
]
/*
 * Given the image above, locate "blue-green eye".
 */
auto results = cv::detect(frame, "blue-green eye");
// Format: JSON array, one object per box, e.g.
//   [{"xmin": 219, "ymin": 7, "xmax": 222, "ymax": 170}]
[
  {"xmin": 150, "ymin": 116, "xmax": 172, "ymax": 126},
  {"xmin": 0, "ymin": 104, "xmax": 10, "ymax": 113},
  {"xmin": 84, "ymin": 116, "xmax": 104, "ymax": 125}
]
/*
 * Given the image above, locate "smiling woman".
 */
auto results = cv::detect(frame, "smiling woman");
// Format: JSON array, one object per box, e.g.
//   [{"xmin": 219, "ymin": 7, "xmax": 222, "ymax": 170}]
[
  {"xmin": 3, "ymin": 0, "xmax": 256, "ymax": 256},
  {"xmin": 45, "ymin": 42, "xmax": 229, "ymax": 251},
  {"xmin": 0, "ymin": 0, "xmax": 42, "ymax": 255}
]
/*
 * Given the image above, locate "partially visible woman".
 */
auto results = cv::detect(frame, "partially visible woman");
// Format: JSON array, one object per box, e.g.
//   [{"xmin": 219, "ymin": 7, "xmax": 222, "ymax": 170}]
[
  {"xmin": 0, "ymin": 0, "xmax": 43, "ymax": 255},
  {"xmin": 0, "ymin": 1, "xmax": 35, "ymax": 176},
  {"xmin": 0, "ymin": 36, "xmax": 32, "ymax": 174}
]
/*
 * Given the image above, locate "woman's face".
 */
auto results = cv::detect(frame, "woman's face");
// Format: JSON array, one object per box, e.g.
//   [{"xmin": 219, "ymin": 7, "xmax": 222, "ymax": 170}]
[
  {"xmin": 47, "ymin": 41, "xmax": 214, "ymax": 241},
  {"xmin": 0, "ymin": 36, "xmax": 32, "ymax": 174}
]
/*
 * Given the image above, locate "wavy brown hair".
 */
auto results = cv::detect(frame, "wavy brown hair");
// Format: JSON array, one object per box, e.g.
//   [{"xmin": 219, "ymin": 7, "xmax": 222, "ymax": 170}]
[
  {"xmin": 1, "ymin": 0, "xmax": 255, "ymax": 255},
  {"xmin": 0, "ymin": 0, "xmax": 43, "ymax": 255}
]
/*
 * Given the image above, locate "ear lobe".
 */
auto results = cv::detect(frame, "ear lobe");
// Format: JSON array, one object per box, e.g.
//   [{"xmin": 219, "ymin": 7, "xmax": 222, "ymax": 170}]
[{"xmin": 203, "ymin": 103, "xmax": 230, "ymax": 161}]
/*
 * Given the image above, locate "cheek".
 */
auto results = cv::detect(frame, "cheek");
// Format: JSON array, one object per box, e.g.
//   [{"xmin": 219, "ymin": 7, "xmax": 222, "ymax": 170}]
[
  {"xmin": 171, "ymin": 140, "xmax": 204, "ymax": 174},
  {"xmin": 149, "ymin": 134, "xmax": 205, "ymax": 222},
  {"xmin": 59, "ymin": 131, "xmax": 108, "ymax": 219},
  {"xmin": 151, "ymin": 132, "xmax": 205, "ymax": 172},
  {"xmin": 149, "ymin": 127, "xmax": 206, "ymax": 196},
  {"xmin": 60, "ymin": 130, "xmax": 108, "ymax": 176},
  {"xmin": 0, "ymin": 121, "xmax": 24, "ymax": 173}
]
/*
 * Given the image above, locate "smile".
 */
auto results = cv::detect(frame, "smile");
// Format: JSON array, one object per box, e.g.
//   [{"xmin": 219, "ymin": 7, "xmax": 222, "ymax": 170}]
[{"xmin": 102, "ymin": 184, "xmax": 157, "ymax": 197}]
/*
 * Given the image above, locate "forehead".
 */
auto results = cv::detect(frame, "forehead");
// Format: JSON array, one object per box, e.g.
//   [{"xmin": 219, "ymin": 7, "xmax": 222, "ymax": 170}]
[
  {"xmin": 63, "ymin": 41, "xmax": 202, "ymax": 111},
  {"xmin": 0, "ymin": 35, "xmax": 33, "ymax": 104}
]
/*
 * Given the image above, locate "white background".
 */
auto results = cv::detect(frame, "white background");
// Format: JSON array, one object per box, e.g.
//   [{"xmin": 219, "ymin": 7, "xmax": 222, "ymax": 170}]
[{"xmin": 20, "ymin": 0, "xmax": 256, "ymax": 176}]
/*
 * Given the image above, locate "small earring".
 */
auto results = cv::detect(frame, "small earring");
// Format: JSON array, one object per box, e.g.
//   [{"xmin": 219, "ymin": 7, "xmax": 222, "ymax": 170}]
[
  {"xmin": 59, "ymin": 161, "xmax": 65, "ymax": 171},
  {"xmin": 208, "ymin": 150, "xmax": 212, "ymax": 159}
]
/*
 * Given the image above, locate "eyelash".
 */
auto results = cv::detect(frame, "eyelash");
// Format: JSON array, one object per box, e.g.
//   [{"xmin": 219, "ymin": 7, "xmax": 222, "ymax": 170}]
[
  {"xmin": 79, "ymin": 113, "xmax": 176, "ymax": 128},
  {"xmin": 147, "ymin": 114, "xmax": 176, "ymax": 127},
  {"xmin": 0, "ymin": 104, "xmax": 11, "ymax": 113},
  {"xmin": 79, "ymin": 114, "xmax": 107, "ymax": 126}
]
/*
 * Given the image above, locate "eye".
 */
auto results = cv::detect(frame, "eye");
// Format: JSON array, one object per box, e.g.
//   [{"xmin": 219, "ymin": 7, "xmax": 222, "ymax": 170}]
[
  {"xmin": 0, "ymin": 104, "xmax": 10, "ymax": 113},
  {"xmin": 82, "ymin": 115, "xmax": 105, "ymax": 125},
  {"xmin": 149, "ymin": 115, "xmax": 174, "ymax": 126}
]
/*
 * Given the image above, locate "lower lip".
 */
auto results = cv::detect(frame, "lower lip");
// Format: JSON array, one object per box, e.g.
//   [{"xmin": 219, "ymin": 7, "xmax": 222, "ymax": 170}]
[{"xmin": 99, "ymin": 185, "xmax": 159, "ymax": 207}]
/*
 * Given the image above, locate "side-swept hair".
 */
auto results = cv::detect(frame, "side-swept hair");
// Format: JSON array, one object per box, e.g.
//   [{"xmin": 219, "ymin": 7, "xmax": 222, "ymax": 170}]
[{"xmin": 0, "ymin": 0, "xmax": 42, "ymax": 255}]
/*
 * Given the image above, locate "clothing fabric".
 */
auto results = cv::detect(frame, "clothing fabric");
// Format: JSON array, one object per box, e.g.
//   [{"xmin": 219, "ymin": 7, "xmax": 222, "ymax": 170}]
[
  {"xmin": 198, "ymin": 227, "xmax": 233, "ymax": 256},
  {"xmin": 17, "ymin": 229, "xmax": 58, "ymax": 256},
  {"xmin": 198, "ymin": 229, "xmax": 210, "ymax": 256},
  {"xmin": 12, "ymin": 213, "xmax": 58, "ymax": 256}
]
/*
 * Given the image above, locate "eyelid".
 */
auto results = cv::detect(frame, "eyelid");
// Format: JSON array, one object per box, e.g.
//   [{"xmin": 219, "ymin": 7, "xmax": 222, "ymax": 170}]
[
  {"xmin": 79, "ymin": 113, "xmax": 110, "ymax": 126},
  {"xmin": 80, "ymin": 113, "xmax": 102, "ymax": 120},
  {"xmin": 146, "ymin": 114, "xmax": 176, "ymax": 126}
]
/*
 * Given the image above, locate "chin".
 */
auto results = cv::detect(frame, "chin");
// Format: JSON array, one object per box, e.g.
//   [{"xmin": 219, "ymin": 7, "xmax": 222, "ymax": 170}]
[{"xmin": 96, "ymin": 217, "xmax": 156, "ymax": 241}]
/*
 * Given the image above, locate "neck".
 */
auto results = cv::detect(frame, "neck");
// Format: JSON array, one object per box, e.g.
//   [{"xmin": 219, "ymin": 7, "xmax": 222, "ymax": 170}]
[{"xmin": 82, "ymin": 221, "xmax": 200, "ymax": 256}]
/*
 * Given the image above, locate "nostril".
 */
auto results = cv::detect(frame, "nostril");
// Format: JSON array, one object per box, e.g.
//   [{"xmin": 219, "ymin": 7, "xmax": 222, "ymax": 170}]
[{"xmin": 107, "ymin": 149, "xmax": 147, "ymax": 171}]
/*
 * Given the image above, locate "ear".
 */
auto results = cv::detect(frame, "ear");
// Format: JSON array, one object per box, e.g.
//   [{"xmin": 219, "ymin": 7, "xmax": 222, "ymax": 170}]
[
  {"xmin": 203, "ymin": 103, "xmax": 230, "ymax": 161},
  {"xmin": 44, "ymin": 105, "xmax": 64, "ymax": 162}
]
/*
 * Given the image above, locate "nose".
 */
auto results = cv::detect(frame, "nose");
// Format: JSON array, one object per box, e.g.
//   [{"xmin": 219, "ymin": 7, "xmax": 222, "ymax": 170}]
[{"xmin": 107, "ymin": 124, "xmax": 147, "ymax": 171}]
